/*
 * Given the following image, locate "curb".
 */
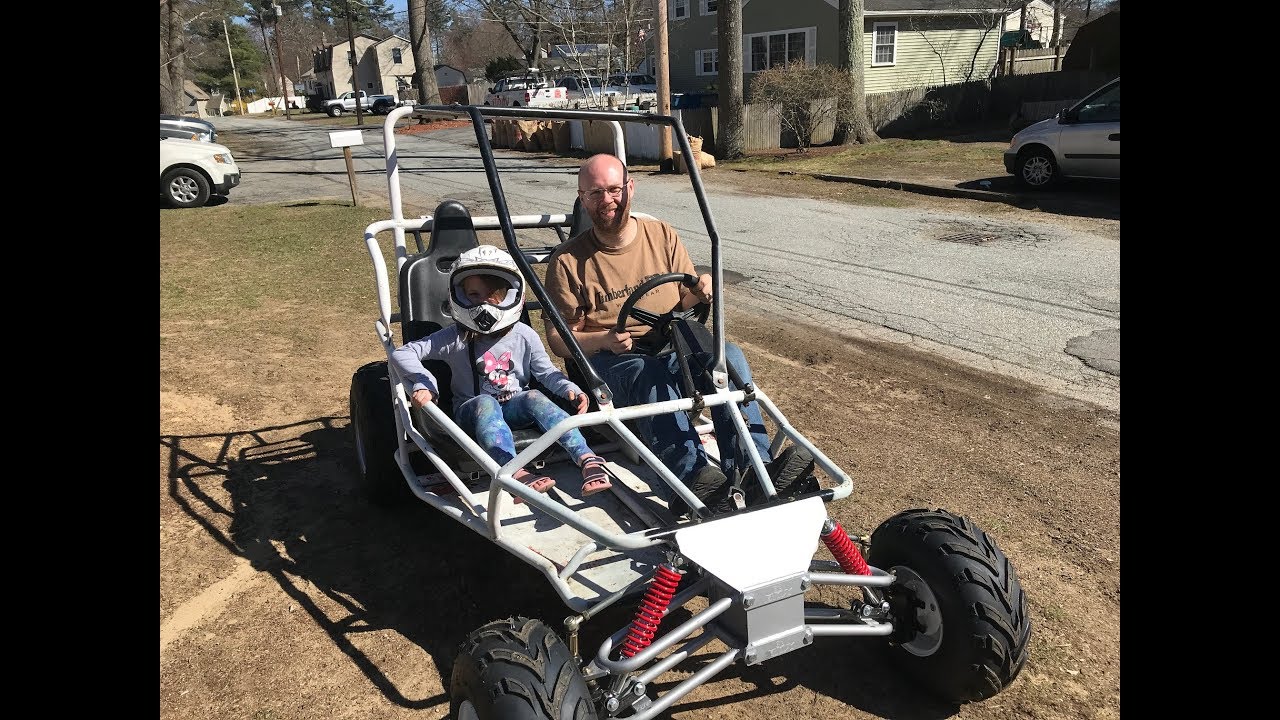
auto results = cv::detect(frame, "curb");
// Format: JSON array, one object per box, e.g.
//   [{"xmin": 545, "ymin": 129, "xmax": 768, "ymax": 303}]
[{"xmin": 802, "ymin": 172, "xmax": 1032, "ymax": 207}]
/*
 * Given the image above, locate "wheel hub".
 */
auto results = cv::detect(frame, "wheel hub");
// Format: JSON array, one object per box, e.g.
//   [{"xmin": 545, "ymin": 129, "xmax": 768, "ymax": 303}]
[{"xmin": 886, "ymin": 565, "xmax": 943, "ymax": 657}]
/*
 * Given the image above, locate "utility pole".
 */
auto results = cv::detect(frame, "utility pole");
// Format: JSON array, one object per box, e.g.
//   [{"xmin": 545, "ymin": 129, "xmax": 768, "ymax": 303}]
[
  {"xmin": 344, "ymin": 0, "xmax": 365, "ymax": 126},
  {"xmin": 654, "ymin": 0, "xmax": 672, "ymax": 169},
  {"xmin": 222, "ymin": 18, "xmax": 245, "ymax": 116},
  {"xmin": 272, "ymin": 4, "xmax": 292, "ymax": 119}
]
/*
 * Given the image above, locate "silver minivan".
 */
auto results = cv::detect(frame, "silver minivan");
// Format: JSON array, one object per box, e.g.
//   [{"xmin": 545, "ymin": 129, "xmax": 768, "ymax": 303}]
[{"xmin": 1004, "ymin": 77, "xmax": 1119, "ymax": 189}]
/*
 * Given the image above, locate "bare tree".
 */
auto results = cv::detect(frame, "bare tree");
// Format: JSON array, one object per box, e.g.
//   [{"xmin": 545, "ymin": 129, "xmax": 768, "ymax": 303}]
[
  {"xmin": 902, "ymin": 0, "xmax": 1017, "ymax": 84},
  {"xmin": 1051, "ymin": 0, "xmax": 1062, "ymax": 47},
  {"xmin": 161, "ymin": 0, "xmax": 187, "ymax": 114},
  {"xmin": 716, "ymin": 0, "xmax": 744, "ymax": 160},
  {"xmin": 459, "ymin": 0, "xmax": 552, "ymax": 70},
  {"xmin": 442, "ymin": 17, "xmax": 524, "ymax": 70},
  {"xmin": 831, "ymin": 0, "xmax": 878, "ymax": 145},
  {"xmin": 409, "ymin": 0, "xmax": 442, "ymax": 103}
]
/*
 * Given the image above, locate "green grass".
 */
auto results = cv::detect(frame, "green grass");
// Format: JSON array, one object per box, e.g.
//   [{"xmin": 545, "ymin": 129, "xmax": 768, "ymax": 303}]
[
  {"xmin": 160, "ymin": 201, "xmax": 396, "ymax": 326},
  {"xmin": 726, "ymin": 137, "xmax": 1008, "ymax": 181}
]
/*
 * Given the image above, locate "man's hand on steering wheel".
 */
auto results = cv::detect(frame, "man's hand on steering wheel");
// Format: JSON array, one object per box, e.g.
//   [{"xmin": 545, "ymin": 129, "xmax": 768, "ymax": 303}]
[
  {"xmin": 684, "ymin": 273, "xmax": 714, "ymax": 308},
  {"xmin": 603, "ymin": 327, "xmax": 633, "ymax": 354},
  {"xmin": 612, "ymin": 273, "xmax": 713, "ymax": 356}
]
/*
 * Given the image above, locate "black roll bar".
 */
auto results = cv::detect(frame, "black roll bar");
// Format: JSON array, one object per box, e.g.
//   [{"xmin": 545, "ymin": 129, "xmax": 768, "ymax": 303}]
[{"xmin": 412, "ymin": 103, "xmax": 731, "ymax": 405}]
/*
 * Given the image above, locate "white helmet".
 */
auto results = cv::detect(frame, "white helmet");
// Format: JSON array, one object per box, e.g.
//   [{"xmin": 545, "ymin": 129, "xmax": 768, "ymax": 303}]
[{"xmin": 448, "ymin": 245, "xmax": 525, "ymax": 334}]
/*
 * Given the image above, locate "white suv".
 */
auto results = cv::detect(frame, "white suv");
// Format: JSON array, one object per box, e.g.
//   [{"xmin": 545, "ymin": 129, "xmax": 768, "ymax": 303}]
[
  {"xmin": 1004, "ymin": 76, "xmax": 1120, "ymax": 189},
  {"xmin": 159, "ymin": 137, "xmax": 241, "ymax": 208}
]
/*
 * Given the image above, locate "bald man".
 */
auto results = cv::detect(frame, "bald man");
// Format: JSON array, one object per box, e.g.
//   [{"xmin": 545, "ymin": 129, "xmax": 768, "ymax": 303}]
[{"xmin": 542, "ymin": 153, "xmax": 814, "ymax": 516}]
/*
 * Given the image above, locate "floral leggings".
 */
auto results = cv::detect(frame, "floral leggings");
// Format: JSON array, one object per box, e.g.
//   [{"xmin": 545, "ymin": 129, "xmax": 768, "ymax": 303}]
[{"xmin": 455, "ymin": 390, "xmax": 593, "ymax": 467}]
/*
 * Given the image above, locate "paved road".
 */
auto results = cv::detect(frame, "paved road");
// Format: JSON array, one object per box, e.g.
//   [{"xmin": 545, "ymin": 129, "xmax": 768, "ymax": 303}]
[{"xmin": 211, "ymin": 115, "xmax": 1120, "ymax": 414}]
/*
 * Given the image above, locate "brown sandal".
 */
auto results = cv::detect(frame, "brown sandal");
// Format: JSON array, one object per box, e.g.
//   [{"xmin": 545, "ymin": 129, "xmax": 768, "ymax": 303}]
[
  {"xmin": 512, "ymin": 471, "xmax": 555, "ymax": 504},
  {"xmin": 579, "ymin": 455, "xmax": 612, "ymax": 498}
]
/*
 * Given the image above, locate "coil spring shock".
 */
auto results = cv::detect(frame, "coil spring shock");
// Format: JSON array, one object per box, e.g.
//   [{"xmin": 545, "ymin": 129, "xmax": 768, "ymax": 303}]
[
  {"xmin": 821, "ymin": 520, "xmax": 870, "ymax": 575},
  {"xmin": 620, "ymin": 564, "xmax": 682, "ymax": 658}
]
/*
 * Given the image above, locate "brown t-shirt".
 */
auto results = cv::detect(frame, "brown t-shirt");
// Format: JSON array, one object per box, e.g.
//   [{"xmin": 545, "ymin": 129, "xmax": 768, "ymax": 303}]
[{"xmin": 544, "ymin": 217, "xmax": 696, "ymax": 339}]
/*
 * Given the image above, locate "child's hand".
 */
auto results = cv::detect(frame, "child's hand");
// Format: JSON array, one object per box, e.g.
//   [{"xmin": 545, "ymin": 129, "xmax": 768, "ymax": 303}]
[
  {"xmin": 410, "ymin": 388, "xmax": 435, "ymax": 408},
  {"xmin": 568, "ymin": 389, "xmax": 589, "ymax": 414}
]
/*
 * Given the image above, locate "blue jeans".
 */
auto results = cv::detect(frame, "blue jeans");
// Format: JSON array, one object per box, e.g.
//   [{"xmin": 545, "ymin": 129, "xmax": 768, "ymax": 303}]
[
  {"xmin": 455, "ymin": 390, "xmax": 592, "ymax": 467},
  {"xmin": 591, "ymin": 336, "xmax": 772, "ymax": 500}
]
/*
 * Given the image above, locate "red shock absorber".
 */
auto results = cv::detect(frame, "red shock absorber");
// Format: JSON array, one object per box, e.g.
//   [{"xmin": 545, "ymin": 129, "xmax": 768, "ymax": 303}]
[
  {"xmin": 821, "ymin": 520, "xmax": 870, "ymax": 575},
  {"xmin": 620, "ymin": 564, "xmax": 682, "ymax": 658}
]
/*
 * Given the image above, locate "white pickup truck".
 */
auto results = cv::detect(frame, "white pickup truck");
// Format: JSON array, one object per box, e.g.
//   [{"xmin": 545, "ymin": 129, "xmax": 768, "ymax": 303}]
[{"xmin": 483, "ymin": 72, "xmax": 568, "ymax": 108}]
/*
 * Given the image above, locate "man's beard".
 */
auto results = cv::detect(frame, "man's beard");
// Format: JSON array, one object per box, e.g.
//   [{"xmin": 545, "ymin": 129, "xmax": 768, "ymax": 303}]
[{"xmin": 596, "ymin": 200, "xmax": 629, "ymax": 233}]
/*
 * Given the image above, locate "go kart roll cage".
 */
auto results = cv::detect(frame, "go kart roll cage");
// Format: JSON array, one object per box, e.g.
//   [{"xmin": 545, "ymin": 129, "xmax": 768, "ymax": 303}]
[{"xmin": 360, "ymin": 104, "xmax": 859, "ymax": 611}]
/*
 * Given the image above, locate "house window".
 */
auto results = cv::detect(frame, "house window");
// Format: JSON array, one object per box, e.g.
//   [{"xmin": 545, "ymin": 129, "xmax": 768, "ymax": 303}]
[
  {"xmin": 696, "ymin": 48, "xmax": 719, "ymax": 76},
  {"xmin": 872, "ymin": 23, "xmax": 897, "ymax": 66},
  {"xmin": 347, "ymin": 50, "xmax": 356, "ymax": 67},
  {"xmin": 700, "ymin": 0, "xmax": 717, "ymax": 14},
  {"xmin": 392, "ymin": 48, "xmax": 402, "ymax": 64},
  {"xmin": 746, "ymin": 27, "xmax": 814, "ymax": 72},
  {"xmin": 671, "ymin": 0, "xmax": 688, "ymax": 20}
]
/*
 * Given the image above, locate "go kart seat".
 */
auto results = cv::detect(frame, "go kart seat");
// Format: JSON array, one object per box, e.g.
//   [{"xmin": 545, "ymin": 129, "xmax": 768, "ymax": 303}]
[{"xmin": 567, "ymin": 196, "xmax": 592, "ymax": 240}]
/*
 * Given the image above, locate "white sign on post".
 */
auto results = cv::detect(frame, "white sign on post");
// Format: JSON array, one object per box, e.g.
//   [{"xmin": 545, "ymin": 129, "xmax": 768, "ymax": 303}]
[
  {"xmin": 328, "ymin": 129, "xmax": 365, "ymax": 149},
  {"xmin": 328, "ymin": 130, "xmax": 365, "ymax": 206}
]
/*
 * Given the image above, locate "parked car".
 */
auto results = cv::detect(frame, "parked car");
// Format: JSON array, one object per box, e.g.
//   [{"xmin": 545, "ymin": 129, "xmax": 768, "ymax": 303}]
[
  {"xmin": 160, "ymin": 114, "xmax": 217, "ymax": 143},
  {"xmin": 370, "ymin": 96, "xmax": 412, "ymax": 115},
  {"xmin": 606, "ymin": 73, "xmax": 657, "ymax": 93},
  {"xmin": 159, "ymin": 137, "xmax": 241, "ymax": 208},
  {"xmin": 1004, "ymin": 76, "xmax": 1120, "ymax": 189}
]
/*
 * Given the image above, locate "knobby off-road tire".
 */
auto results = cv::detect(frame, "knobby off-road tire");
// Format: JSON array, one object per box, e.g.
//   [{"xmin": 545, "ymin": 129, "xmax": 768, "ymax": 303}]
[
  {"xmin": 868, "ymin": 508, "xmax": 1031, "ymax": 704},
  {"xmin": 348, "ymin": 361, "xmax": 409, "ymax": 506},
  {"xmin": 451, "ymin": 617, "xmax": 598, "ymax": 720}
]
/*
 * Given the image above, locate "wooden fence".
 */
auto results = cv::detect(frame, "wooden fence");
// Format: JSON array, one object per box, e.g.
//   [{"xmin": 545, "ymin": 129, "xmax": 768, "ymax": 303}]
[{"xmin": 997, "ymin": 46, "xmax": 1069, "ymax": 76}]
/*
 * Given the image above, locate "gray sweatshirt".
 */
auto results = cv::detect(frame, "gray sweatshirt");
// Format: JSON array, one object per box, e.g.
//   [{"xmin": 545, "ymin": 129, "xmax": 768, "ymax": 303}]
[{"xmin": 390, "ymin": 322, "xmax": 582, "ymax": 416}]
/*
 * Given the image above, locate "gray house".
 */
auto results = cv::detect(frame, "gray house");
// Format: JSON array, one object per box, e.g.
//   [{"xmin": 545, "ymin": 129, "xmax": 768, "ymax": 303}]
[{"xmin": 663, "ymin": 0, "xmax": 1010, "ymax": 95}]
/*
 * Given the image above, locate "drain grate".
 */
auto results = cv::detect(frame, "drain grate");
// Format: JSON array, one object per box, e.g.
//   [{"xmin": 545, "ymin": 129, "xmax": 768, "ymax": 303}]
[{"xmin": 939, "ymin": 231, "xmax": 997, "ymax": 245}]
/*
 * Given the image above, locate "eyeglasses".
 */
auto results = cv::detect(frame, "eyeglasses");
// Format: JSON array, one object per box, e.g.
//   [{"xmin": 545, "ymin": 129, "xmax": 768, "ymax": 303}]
[{"xmin": 579, "ymin": 184, "xmax": 626, "ymax": 202}]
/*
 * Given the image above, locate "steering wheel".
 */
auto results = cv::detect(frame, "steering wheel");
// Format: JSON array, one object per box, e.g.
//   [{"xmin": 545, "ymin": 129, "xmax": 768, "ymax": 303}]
[{"xmin": 613, "ymin": 273, "xmax": 711, "ymax": 355}]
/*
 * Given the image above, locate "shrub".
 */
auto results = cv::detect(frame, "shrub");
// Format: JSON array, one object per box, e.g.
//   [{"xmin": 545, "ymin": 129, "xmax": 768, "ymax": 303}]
[{"xmin": 748, "ymin": 64, "xmax": 853, "ymax": 152}]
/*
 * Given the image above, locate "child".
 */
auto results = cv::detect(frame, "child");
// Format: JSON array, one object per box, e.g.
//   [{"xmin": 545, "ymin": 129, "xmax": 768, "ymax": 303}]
[{"xmin": 390, "ymin": 245, "xmax": 612, "ymax": 502}]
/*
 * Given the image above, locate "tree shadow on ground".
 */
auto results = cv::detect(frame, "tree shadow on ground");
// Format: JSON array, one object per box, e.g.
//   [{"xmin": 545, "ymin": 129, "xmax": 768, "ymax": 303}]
[
  {"xmin": 161, "ymin": 417, "xmax": 965, "ymax": 718},
  {"xmin": 162, "ymin": 417, "xmax": 579, "ymax": 713}
]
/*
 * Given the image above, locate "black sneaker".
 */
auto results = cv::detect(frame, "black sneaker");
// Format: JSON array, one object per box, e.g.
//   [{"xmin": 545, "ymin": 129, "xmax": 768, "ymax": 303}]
[
  {"xmin": 741, "ymin": 446, "xmax": 817, "ymax": 503},
  {"xmin": 669, "ymin": 465, "xmax": 731, "ymax": 518},
  {"xmin": 771, "ymin": 446, "xmax": 817, "ymax": 496}
]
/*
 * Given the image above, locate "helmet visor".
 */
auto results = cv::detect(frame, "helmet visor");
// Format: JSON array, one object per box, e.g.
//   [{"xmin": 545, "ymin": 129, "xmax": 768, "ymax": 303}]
[{"xmin": 451, "ymin": 268, "xmax": 523, "ymax": 310}]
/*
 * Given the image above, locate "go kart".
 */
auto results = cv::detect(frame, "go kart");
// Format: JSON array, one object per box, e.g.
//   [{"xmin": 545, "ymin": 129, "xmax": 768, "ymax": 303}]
[{"xmin": 348, "ymin": 104, "xmax": 1031, "ymax": 719}]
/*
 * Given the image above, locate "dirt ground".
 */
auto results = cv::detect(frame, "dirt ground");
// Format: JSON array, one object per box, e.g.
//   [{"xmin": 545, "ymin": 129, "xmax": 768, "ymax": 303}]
[{"xmin": 159, "ymin": 127, "xmax": 1119, "ymax": 720}]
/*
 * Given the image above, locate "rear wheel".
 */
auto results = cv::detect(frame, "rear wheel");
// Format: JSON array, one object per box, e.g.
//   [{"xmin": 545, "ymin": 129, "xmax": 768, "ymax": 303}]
[
  {"xmin": 161, "ymin": 167, "xmax": 211, "ymax": 208},
  {"xmin": 1016, "ymin": 147, "xmax": 1059, "ymax": 189},
  {"xmin": 328, "ymin": 105, "xmax": 344, "ymax": 117},
  {"xmin": 868, "ymin": 508, "xmax": 1030, "ymax": 704},
  {"xmin": 349, "ymin": 361, "xmax": 408, "ymax": 506},
  {"xmin": 450, "ymin": 617, "xmax": 598, "ymax": 720}
]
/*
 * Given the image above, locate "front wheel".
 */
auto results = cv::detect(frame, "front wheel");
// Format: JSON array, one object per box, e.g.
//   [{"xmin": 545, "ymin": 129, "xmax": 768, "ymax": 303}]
[
  {"xmin": 161, "ymin": 167, "xmax": 211, "ymax": 208},
  {"xmin": 451, "ymin": 617, "xmax": 598, "ymax": 719},
  {"xmin": 328, "ymin": 105, "xmax": 344, "ymax": 117},
  {"xmin": 1016, "ymin": 147, "xmax": 1059, "ymax": 189},
  {"xmin": 868, "ymin": 508, "xmax": 1030, "ymax": 704}
]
